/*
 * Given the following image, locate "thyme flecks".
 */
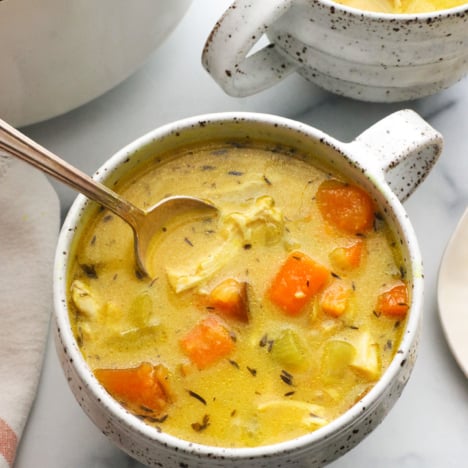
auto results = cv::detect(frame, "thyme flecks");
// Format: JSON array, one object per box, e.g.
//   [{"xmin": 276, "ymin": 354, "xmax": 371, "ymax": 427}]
[
  {"xmin": 399, "ymin": 266, "xmax": 407, "ymax": 279},
  {"xmin": 191, "ymin": 414, "xmax": 210, "ymax": 432},
  {"xmin": 229, "ymin": 360, "xmax": 240, "ymax": 369},
  {"xmin": 187, "ymin": 390, "xmax": 207, "ymax": 405},
  {"xmin": 259, "ymin": 334, "xmax": 274, "ymax": 352},
  {"xmin": 137, "ymin": 413, "xmax": 168, "ymax": 424},
  {"xmin": 280, "ymin": 369, "xmax": 294, "ymax": 386},
  {"xmin": 247, "ymin": 366, "xmax": 257, "ymax": 377},
  {"xmin": 80, "ymin": 263, "xmax": 97, "ymax": 279}
]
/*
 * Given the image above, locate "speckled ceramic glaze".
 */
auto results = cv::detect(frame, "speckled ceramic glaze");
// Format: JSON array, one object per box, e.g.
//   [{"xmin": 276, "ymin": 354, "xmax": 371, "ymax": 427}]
[
  {"xmin": 202, "ymin": 0, "xmax": 468, "ymax": 102},
  {"xmin": 54, "ymin": 110, "xmax": 442, "ymax": 467}
]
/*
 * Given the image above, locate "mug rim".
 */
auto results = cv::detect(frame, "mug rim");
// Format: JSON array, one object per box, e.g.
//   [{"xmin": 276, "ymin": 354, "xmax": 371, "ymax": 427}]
[{"xmin": 54, "ymin": 111, "xmax": 423, "ymax": 460}]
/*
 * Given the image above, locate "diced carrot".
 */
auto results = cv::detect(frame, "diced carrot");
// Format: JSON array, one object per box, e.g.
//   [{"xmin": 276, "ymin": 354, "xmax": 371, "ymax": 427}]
[
  {"xmin": 206, "ymin": 278, "xmax": 249, "ymax": 322},
  {"xmin": 375, "ymin": 282, "xmax": 409, "ymax": 317},
  {"xmin": 180, "ymin": 315, "xmax": 235, "ymax": 369},
  {"xmin": 316, "ymin": 179, "xmax": 375, "ymax": 234},
  {"xmin": 94, "ymin": 362, "xmax": 171, "ymax": 415},
  {"xmin": 268, "ymin": 251, "xmax": 330, "ymax": 316},
  {"xmin": 329, "ymin": 239, "xmax": 364, "ymax": 270},
  {"xmin": 320, "ymin": 280, "xmax": 352, "ymax": 318}
]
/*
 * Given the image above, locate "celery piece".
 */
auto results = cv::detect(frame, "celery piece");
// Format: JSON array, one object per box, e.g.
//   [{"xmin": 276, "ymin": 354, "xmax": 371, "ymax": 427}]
[
  {"xmin": 270, "ymin": 328, "xmax": 307, "ymax": 369},
  {"xmin": 321, "ymin": 340, "xmax": 356, "ymax": 383},
  {"xmin": 129, "ymin": 291, "xmax": 153, "ymax": 328},
  {"xmin": 106, "ymin": 325, "xmax": 162, "ymax": 352}
]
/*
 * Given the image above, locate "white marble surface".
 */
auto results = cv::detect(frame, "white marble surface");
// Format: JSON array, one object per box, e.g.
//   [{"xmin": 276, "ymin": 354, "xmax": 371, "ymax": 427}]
[{"xmin": 13, "ymin": 1, "xmax": 468, "ymax": 467}]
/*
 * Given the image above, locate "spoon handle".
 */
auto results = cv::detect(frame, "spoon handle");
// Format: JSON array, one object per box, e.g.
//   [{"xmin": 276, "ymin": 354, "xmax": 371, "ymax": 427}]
[{"xmin": 0, "ymin": 118, "xmax": 145, "ymax": 224}]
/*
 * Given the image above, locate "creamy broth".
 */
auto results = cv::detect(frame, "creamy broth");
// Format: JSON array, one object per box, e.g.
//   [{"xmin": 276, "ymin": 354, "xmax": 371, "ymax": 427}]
[
  {"xmin": 334, "ymin": 0, "xmax": 466, "ymax": 13},
  {"xmin": 68, "ymin": 142, "xmax": 410, "ymax": 448}
]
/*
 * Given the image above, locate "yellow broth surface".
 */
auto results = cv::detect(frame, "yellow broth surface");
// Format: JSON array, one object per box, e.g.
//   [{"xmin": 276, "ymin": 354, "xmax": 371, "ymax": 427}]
[
  {"xmin": 334, "ymin": 0, "xmax": 466, "ymax": 13},
  {"xmin": 68, "ymin": 142, "xmax": 410, "ymax": 448}
]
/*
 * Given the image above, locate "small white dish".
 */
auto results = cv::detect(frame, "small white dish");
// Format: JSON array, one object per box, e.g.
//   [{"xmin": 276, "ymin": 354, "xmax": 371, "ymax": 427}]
[{"xmin": 437, "ymin": 208, "xmax": 468, "ymax": 378}]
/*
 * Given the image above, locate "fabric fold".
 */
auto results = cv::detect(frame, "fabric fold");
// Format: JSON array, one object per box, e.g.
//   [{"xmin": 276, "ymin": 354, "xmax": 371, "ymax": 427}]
[{"xmin": 0, "ymin": 155, "xmax": 60, "ymax": 468}]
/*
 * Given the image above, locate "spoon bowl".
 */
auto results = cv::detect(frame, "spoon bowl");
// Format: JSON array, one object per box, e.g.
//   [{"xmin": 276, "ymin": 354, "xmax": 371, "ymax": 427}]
[{"xmin": 0, "ymin": 118, "xmax": 217, "ymax": 277}]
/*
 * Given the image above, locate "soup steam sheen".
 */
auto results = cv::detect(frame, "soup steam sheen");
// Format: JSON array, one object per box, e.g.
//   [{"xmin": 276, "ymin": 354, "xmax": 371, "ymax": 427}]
[{"xmin": 68, "ymin": 141, "xmax": 411, "ymax": 448}]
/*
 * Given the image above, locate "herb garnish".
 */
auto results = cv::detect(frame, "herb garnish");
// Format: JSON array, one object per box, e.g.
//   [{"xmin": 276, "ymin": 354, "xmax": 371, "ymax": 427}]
[
  {"xmin": 80, "ymin": 263, "xmax": 97, "ymax": 279},
  {"xmin": 259, "ymin": 334, "xmax": 274, "ymax": 352},
  {"xmin": 187, "ymin": 390, "xmax": 207, "ymax": 405},
  {"xmin": 280, "ymin": 369, "xmax": 294, "ymax": 386},
  {"xmin": 247, "ymin": 366, "xmax": 257, "ymax": 376},
  {"xmin": 191, "ymin": 414, "xmax": 210, "ymax": 432},
  {"xmin": 229, "ymin": 360, "xmax": 240, "ymax": 369}
]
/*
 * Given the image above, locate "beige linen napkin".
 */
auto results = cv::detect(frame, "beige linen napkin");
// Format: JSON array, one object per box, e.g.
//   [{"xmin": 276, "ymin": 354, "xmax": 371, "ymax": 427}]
[{"xmin": 0, "ymin": 155, "xmax": 59, "ymax": 467}]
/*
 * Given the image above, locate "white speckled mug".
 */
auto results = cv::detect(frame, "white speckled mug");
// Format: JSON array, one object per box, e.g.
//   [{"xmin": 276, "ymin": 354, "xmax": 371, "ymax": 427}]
[
  {"xmin": 54, "ymin": 109, "xmax": 442, "ymax": 467},
  {"xmin": 202, "ymin": 0, "xmax": 468, "ymax": 102}
]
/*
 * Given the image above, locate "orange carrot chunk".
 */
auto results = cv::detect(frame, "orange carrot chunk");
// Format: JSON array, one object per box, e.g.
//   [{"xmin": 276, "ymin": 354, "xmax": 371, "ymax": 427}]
[
  {"xmin": 316, "ymin": 179, "xmax": 375, "ymax": 234},
  {"xmin": 268, "ymin": 251, "xmax": 330, "ymax": 316},
  {"xmin": 180, "ymin": 315, "xmax": 235, "ymax": 369},
  {"xmin": 320, "ymin": 280, "xmax": 352, "ymax": 318},
  {"xmin": 94, "ymin": 362, "xmax": 171, "ymax": 414},
  {"xmin": 375, "ymin": 282, "xmax": 409, "ymax": 317},
  {"xmin": 207, "ymin": 278, "xmax": 249, "ymax": 322},
  {"xmin": 329, "ymin": 239, "xmax": 364, "ymax": 270}
]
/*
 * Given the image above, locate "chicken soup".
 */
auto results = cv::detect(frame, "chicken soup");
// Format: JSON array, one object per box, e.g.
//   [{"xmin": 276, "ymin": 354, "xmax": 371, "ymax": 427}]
[
  {"xmin": 334, "ymin": 0, "xmax": 466, "ymax": 13},
  {"xmin": 68, "ymin": 141, "xmax": 410, "ymax": 448}
]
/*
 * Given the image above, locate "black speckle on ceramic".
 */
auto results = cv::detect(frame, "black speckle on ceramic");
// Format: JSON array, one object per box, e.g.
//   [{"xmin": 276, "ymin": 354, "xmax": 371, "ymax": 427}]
[
  {"xmin": 53, "ymin": 112, "xmax": 437, "ymax": 467},
  {"xmin": 202, "ymin": 0, "xmax": 468, "ymax": 102}
]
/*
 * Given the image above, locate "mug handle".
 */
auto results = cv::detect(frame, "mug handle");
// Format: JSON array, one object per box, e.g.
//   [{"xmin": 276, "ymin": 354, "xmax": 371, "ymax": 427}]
[
  {"xmin": 345, "ymin": 109, "xmax": 443, "ymax": 202},
  {"xmin": 202, "ymin": 0, "xmax": 297, "ymax": 97}
]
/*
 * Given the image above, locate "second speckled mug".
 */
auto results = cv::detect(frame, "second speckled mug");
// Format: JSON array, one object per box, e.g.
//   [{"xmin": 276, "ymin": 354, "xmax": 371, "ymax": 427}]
[{"xmin": 202, "ymin": 0, "xmax": 468, "ymax": 102}]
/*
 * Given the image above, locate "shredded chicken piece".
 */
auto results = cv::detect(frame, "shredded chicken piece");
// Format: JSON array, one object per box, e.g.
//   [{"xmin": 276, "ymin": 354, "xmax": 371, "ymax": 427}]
[{"xmin": 167, "ymin": 196, "xmax": 286, "ymax": 293}]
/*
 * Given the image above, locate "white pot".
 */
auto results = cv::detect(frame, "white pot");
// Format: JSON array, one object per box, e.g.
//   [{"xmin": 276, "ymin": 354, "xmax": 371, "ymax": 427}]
[{"xmin": 0, "ymin": 0, "xmax": 192, "ymax": 127}]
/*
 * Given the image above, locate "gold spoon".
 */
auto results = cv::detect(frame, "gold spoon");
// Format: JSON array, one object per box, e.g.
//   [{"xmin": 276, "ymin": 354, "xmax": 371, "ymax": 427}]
[{"xmin": 0, "ymin": 118, "xmax": 217, "ymax": 278}]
